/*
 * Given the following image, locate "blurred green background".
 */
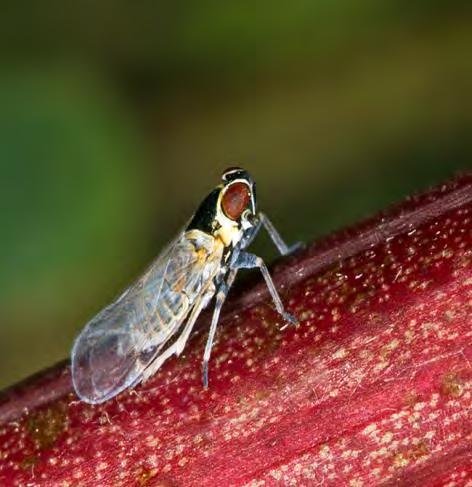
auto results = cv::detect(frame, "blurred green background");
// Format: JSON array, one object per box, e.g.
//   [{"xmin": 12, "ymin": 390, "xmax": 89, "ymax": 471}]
[{"xmin": 0, "ymin": 1, "xmax": 471, "ymax": 389}]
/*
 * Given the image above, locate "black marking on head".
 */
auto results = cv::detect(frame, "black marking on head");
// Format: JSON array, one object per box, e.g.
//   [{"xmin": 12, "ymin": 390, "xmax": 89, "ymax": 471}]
[
  {"xmin": 186, "ymin": 187, "xmax": 221, "ymax": 234},
  {"xmin": 222, "ymin": 167, "xmax": 254, "ymax": 186}
]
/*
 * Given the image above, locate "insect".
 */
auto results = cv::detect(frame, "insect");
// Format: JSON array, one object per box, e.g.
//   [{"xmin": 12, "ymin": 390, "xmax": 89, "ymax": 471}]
[{"xmin": 71, "ymin": 167, "xmax": 299, "ymax": 404}]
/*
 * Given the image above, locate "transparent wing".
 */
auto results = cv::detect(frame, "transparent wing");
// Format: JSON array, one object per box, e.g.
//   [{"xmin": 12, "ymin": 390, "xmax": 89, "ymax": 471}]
[{"xmin": 71, "ymin": 230, "xmax": 222, "ymax": 404}]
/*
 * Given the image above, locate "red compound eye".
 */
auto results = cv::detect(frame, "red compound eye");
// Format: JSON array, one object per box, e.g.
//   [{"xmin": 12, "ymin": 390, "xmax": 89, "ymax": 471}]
[{"xmin": 221, "ymin": 182, "xmax": 251, "ymax": 220}]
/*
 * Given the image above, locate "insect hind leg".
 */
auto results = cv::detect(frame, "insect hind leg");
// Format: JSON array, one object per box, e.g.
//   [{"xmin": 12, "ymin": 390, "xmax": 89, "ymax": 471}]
[
  {"xmin": 141, "ymin": 287, "xmax": 214, "ymax": 384},
  {"xmin": 202, "ymin": 268, "xmax": 238, "ymax": 388}
]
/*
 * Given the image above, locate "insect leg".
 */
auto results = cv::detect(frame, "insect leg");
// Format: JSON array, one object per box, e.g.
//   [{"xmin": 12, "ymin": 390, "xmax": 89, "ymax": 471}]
[
  {"xmin": 141, "ymin": 287, "xmax": 214, "ymax": 383},
  {"xmin": 234, "ymin": 251, "xmax": 298, "ymax": 325},
  {"xmin": 239, "ymin": 216, "xmax": 262, "ymax": 249},
  {"xmin": 202, "ymin": 268, "xmax": 238, "ymax": 388},
  {"xmin": 258, "ymin": 212, "xmax": 302, "ymax": 255}
]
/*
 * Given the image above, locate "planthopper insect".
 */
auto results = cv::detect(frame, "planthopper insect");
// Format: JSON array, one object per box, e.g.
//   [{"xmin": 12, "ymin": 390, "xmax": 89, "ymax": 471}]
[{"xmin": 71, "ymin": 168, "xmax": 299, "ymax": 404}]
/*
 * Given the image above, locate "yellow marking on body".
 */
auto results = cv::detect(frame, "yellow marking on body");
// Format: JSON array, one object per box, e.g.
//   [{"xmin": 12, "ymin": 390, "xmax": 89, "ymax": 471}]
[
  {"xmin": 216, "ymin": 223, "xmax": 240, "ymax": 247},
  {"xmin": 196, "ymin": 246, "xmax": 208, "ymax": 263}
]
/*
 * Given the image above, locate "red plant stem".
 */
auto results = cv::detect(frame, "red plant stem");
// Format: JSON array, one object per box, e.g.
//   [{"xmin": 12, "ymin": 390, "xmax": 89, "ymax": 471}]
[{"xmin": 0, "ymin": 174, "xmax": 471, "ymax": 486}]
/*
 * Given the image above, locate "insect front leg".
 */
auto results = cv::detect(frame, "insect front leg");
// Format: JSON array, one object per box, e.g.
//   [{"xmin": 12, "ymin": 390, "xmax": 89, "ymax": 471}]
[
  {"xmin": 239, "ymin": 215, "xmax": 262, "ymax": 249},
  {"xmin": 141, "ymin": 287, "xmax": 214, "ymax": 384},
  {"xmin": 234, "ymin": 251, "xmax": 298, "ymax": 325},
  {"xmin": 258, "ymin": 212, "xmax": 302, "ymax": 255},
  {"xmin": 202, "ymin": 268, "xmax": 238, "ymax": 388}
]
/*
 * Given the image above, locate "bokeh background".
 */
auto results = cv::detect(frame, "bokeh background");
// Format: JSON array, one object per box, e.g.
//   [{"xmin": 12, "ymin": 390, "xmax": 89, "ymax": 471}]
[{"xmin": 1, "ymin": 1, "xmax": 471, "ymax": 389}]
